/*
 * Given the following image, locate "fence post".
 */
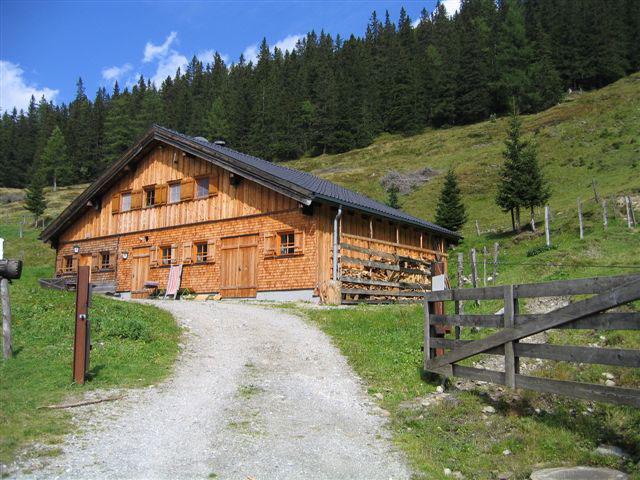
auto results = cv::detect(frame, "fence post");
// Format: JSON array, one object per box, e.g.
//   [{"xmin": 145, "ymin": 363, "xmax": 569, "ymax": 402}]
[
  {"xmin": 602, "ymin": 199, "xmax": 608, "ymax": 230},
  {"xmin": 1, "ymin": 239, "xmax": 12, "ymax": 361},
  {"xmin": 470, "ymin": 248, "xmax": 479, "ymax": 305},
  {"xmin": 503, "ymin": 284, "xmax": 519, "ymax": 389},
  {"xmin": 545, "ymin": 205, "xmax": 551, "ymax": 246},
  {"xmin": 483, "ymin": 246, "xmax": 487, "ymax": 286},
  {"xmin": 578, "ymin": 198, "xmax": 584, "ymax": 239},
  {"xmin": 628, "ymin": 196, "xmax": 637, "ymax": 227},
  {"xmin": 626, "ymin": 196, "xmax": 633, "ymax": 228},
  {"xmin": 592, "ymin": 178, "xmax": 600, "ymax": 204},
  {"xmin": 475, "ymin": 220, "xmax": 480, "ymax": 236},
  {"xmin": 423, "ymin": 297, "xmax": 431, "ymax": 369},
  {"xmin": 493, "ymin": 242, "xmax": 499, "ymax": 285},
  {"xmin": 456, "ymin": 252, "xmax": 464, "ymax": 337}
]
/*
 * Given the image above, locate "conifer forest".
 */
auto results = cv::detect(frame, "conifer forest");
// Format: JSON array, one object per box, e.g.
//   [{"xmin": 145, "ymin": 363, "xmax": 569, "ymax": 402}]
[{"xmin": 1, "ymin": 0, "xmax": 638, "ymax": 189}]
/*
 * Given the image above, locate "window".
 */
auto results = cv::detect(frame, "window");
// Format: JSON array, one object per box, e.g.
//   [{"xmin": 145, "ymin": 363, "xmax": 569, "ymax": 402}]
[
  {"xmin": 196, "ymin": 177, "xmax": 209, "ymax": 198},
  {"xmin": 64, "ymin": 256, "xmax": 74, "ymax": 273},
  {"xmin": 161, "ymin": 246, "xmax": 172, "ymax": 265},
  {"xmin": 169, "ymin": 182, "xmax": 181, "ymax": 203},
  {"xmin": 121, "ymin": 192, "xmax": 131, "ymax": 212},
  {"xmin": 195, "ymin": 242, "xmax": 208, "ymax": 262},
  {"xmin": 145, "ymin": 187, "xmax": 156, "ymax": 207},
  {"xmin": 100, "ymin": 252, "xmax": 110, "ymax": 269},
  {"xmin": 279, "ymin": 232, "xmax": 295, "ymax": 255}
]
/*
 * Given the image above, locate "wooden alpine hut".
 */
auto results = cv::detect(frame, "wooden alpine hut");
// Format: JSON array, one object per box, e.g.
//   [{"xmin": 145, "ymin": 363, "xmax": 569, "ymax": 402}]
[{"xmin": 40, "ymin": 125, "xmax": 460, "ymax": 303}]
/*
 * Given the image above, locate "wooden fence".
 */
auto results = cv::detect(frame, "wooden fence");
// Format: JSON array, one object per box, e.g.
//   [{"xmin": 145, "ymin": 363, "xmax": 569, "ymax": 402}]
[
  {"xmin": 423, "ymin": 274, "xmax": 640, "ymax": 407},
  {"xmin": 339, "ymin": 233, "xmax": 442, "ymax": 304}
]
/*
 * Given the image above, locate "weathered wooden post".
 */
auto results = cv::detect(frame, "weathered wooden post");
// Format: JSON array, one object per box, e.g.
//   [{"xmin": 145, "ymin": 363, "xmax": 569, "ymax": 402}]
[
  {"xmin": 1, "ymin": 240, "xmax": 22, "ymax": 361},
  {"xmin": 578, "ymin": 198, "xmax": 584, "ymax": 239},
  {"xmin": 603, "ymin": 199, "xmax": 608, "ymax": 230},
  {"xmin": 592, "ymin": 178, "xmax": 600, "ymax": 204},
  {"xmin": 626, "ymin": 196, "xmax": 633, "ymax": 228},
  {"xmin": 545, "ymin": 205, "xmax": 551, "ymax": 246},
  {"xmin": 493, "ymin": 242, "xmax": 499, "ymax": 285},
  {"xmin": 628, "ymin": 196, "xmax": 637, "ymax": 227},
  {"xmin": 475, "ymin": 220, "xmax": 481, "ymax": 236},
  {"xmin": 503, "ymin": 284, "xmax": 519, "ymax": 389},
  {"xmin": 456, "ymin": 252, "xmax": 464, "ymax": 333},
  {"xmin": 73, "ymin": 266, "xmax": 91, "ymax": 384},
  {"xmin": 470, "ymin": 248, "xmax": 479, "ymax": 306},
  {"xmin": 482, "ymin": 246, "xmax": 487, "ymax": 286}
]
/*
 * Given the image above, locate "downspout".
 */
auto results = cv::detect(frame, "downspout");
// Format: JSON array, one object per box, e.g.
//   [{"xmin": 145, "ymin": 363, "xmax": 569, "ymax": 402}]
[{"xmin": 332, "ymin": 205, "xmax": 343, "ymax": 281}]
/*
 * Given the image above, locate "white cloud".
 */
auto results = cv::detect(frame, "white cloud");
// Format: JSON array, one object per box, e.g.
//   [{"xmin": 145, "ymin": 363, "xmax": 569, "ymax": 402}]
[
  {"xmin": 151, "ymin": 51, "xmax": 188, "ymax": 86},
  {"xmin": 101, "ymin": 63, "xmax": 132, "ymax": 82},
  {"xmin": 0, "ymin": 60, "xmax": 58, "ymax": 113},
  {"xmin": 143, "ymin": 31, "xmax": 178, "ymax": 63},
  {"xmin": 412, "ymin": 18, "xmax": 421, "ymax": 28},
  {"xmin": 196, "ymin": 50, "xmax": 229, "ymax": 65},
  {"xmin": 243, "ymin": 34, "xmax": 302, "ymax": 65},
  {"xmin": 440, "ymin": 0, "xmax": 460, "ymax": 15}
]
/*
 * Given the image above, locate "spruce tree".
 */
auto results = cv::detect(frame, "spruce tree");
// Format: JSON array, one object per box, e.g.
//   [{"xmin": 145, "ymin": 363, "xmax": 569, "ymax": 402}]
[
  {"xmin": 496, "ymin": 102, "xmax": 527, "ymax": 231},
  {"xmin": 519, "ymin": 139, "xmax": 551, "ymax": 230},
  {"xmin": 25, "ymin": 173, "xmax": 47, "ymax": 221},
  {"xmin": 435, "ymin": 169, "xmax": 467, "ymax": 232}
]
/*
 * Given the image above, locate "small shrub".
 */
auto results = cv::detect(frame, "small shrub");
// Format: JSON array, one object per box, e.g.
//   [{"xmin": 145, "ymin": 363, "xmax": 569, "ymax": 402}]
[
  {"xmin": 526, "ymin": 244, "xmax": 558, "ymax": 257},
  {"xmin": 102, "ymin": 317, "xmax": 151, "ymax": 341}
]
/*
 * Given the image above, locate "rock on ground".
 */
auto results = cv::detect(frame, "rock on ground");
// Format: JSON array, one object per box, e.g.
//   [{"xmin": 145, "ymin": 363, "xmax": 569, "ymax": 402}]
[{"xmin": 7, "ymin": 301, "xmax": 410, "ymax": 480}]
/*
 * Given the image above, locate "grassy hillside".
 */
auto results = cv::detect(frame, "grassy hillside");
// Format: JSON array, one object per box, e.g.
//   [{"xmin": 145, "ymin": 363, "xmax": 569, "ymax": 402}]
[
  {"xmin": 287, "ymin": 73, "xmax": 640, "ymax": 237},
  {"xmin": 0, "ymin": 188, "xmax": 180, "ymax": 465}
]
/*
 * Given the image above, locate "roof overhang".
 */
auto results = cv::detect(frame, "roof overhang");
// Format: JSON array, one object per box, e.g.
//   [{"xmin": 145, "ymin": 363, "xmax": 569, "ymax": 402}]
[{"xmin": 40, "ymin": 126, "xmax": 314, "ymax": 244}]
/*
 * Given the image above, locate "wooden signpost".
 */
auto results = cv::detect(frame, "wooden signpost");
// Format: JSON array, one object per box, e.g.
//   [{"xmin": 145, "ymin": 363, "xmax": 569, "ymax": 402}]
[{"xmin": 73, "ymin": 266, "xmax": 91, "ymax": 384}]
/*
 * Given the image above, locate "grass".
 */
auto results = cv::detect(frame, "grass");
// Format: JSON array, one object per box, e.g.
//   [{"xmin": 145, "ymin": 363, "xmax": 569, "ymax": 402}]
[
  {"xmin": 0, "ymin": 196, "xmax": 181, "ymax": 464},
  {"xmin": 286, "ymin": 73, "xmax": 640, "ymax": 239}
]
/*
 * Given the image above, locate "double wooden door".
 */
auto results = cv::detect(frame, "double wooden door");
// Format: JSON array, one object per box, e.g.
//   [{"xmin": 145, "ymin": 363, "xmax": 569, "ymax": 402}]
[
  {"xmin": 131, "ymin": 247, "xmax": 150, "ymax": 292},
  {"xmin": 220, "ymin": 234, "xmax": 258, "ymax": 298}
]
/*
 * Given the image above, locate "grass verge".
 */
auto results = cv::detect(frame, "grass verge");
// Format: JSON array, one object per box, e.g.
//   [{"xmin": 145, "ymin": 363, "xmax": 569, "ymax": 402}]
[{"xmin": 0, "ymin": 214, "xmax": 181, "ymax": 464}]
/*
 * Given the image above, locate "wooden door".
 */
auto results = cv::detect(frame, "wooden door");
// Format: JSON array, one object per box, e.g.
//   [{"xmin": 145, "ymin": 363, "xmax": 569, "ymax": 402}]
[
  {"xmin": 220, "ymin": 234, "xmax": 258, "ymax": 297},
  {"xmin": 131, "ymin": 247, "xmax": 150, "ymax": 292},
  {"xmin": 78, "ymin": 254, "xmax": 92, "ymax": 281}
]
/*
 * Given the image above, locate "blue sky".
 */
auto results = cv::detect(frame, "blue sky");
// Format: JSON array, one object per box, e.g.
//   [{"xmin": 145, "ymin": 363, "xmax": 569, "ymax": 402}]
[{"xmin": 0, "ymin": 0, "xmax": 459, "ymax": 113}]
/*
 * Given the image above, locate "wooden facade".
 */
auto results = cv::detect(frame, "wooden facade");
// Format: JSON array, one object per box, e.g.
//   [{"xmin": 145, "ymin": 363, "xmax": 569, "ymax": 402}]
[{"xmin": 44, "ymin": 128, "xmax": 457, "ymax": 301}]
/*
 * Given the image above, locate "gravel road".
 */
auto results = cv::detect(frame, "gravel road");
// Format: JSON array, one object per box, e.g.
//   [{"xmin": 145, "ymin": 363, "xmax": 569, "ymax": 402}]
[{"xmin": 10, "ymin": 300, "xmax": 410, "ymax": 480}]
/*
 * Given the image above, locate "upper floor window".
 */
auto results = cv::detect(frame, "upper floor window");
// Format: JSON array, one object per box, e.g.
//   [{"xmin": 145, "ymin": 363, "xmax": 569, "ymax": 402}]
[
  {"xmin": 145, "ymin": 186, "xmax": 156, "ymax": 207},
  {"xmin": 196, "ymin": 177, "xmax": 209, "ymax": 198},
  {"xmin": 121, "ymin": 192, "xmax": 131, "ymax": 212},
  {"xmin": 169, "ymin": 182, "xmax": 181, "ymax": 203}
]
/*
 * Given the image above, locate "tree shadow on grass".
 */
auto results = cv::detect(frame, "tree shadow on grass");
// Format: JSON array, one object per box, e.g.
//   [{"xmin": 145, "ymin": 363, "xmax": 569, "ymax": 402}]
[{"xmin": 85, "ymin": 364, "xmax": 104, "ymax": 381}]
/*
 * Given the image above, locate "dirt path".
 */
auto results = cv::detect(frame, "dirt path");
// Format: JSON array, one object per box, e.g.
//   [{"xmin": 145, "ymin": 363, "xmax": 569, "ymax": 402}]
[{"xmin": 10, "ymin": 301, "xmax": 410, "ymax": 480}]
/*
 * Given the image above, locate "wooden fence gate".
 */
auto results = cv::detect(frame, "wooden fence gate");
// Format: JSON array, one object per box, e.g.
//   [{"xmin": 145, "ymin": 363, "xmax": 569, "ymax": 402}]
[{"xmin": 423, "ymin": 274, "xmax": 640, "ymax": 407}]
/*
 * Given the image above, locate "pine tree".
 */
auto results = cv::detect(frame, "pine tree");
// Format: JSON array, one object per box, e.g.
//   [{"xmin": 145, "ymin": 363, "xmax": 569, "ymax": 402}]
[
  {"xmin": 496, "ymin": 102, "xmax": 527, "ymax": 231},
  {"xmin": 39, "ymin": 126, "xmax": 71, "ymax": 190},
  {"xmin": 435, "ymin": 169, "xmax": 467, "ymax": 231},
  {"xmin": 25, "ymin": 173, "xmax": 47, "ymax": 221},
  {"xmin": 206, "ymin": 97, "xmax": 229, "ymax": 142},
  {"xmin": 519, "ymin": 138, "xmax": 551, "ymax": 230},
  {"xmin": 386, "ymin": 184, "xmax": 401, "ymax": 209}
]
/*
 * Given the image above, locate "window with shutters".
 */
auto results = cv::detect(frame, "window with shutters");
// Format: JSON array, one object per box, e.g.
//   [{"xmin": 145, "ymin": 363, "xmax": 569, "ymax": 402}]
[
  {"xmin": 100, "ymin": 252, "xmax": 111, "ymax": 269},
  {"xmin": 121, "ymin": 192, "xmax": 132, "ymax": 212},
  {"xmin": 195, "ymin": 242, "xmax": 208, "ymax": 262},
  {"xmin": 161, "ymin": 246, "xmax": 172, "ymax": 265},
  {"xmin": 63, "ymin": 256, "xmax": 74, "ymax": 273},
  {"xmin": 145, "ymin": 186, "xmax": 156, "ymax": 207},
  {"xmin": 169, "ymin": 182, "xmax": 181, "ymax": 203},
  {"xmin": 196, "ymin": 177, "xmax": 209, "ymax": 198}
]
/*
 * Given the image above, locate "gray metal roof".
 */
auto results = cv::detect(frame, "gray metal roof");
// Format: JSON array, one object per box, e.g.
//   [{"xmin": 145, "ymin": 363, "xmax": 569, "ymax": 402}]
[{"xmin": 158, "ymin": 126, "xmax": 460, "ymax": 240}]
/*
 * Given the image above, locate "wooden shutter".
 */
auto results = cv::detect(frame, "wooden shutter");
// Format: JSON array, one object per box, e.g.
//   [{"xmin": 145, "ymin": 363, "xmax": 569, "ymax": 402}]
[
  {"xmin": 72, "ymin": 256, "xmax": 79, "ymax": 272},
  {"xmin": 56, "ymin": 255, "xmax": 63, "ymax": 275},
  {"xmin": 207, "ymin": 239, "xmax": 216, "ymax": 263},
  {"xmin": 182, "ymin": 241, "xmax": 193, "ymax": 263},
  {"xmin": 107, "ymin": 251, "xmax": 114, "ymax": 269},
  {"xmin": 181, "ymin": 178, "xmax": 194, "ymax": 201},
  {"xmin": 294, "ymin": 230, "xmax": 305, "ymax": 255},
  {"xmin": 208, "ymin": 175, "xmax": 219, "ymax": 196},
  {"xmin": 111, "ymin": 193, "xmax": 120, "ymax": 214},
  {"xmin": 150, "ymin": 246, "xmax": 158, "ymax": 267},
  {"xmin": 131, "ymin": 189, "xmax": 143, "ymax": 209},
  {"xmin": 91, "ymin": 252, "xmax": 99, "ymax": 272},
  {"xmin": 170, "ymin": 244, "xmax": 177, "ymax": 264},
  {"xmin": 264, "ymin": 233, "xmax": 276, "ymax": 257},
  {"xmin": 156, "ymin": 184, "xmax": 168, "ymax": 205}
]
